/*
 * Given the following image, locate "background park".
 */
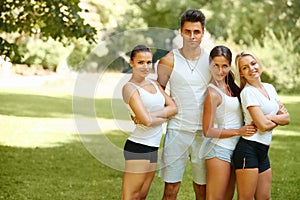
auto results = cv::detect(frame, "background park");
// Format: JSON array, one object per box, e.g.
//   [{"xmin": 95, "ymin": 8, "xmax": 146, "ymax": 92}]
[{"xmin": 0, "ymin": 0, "xmax": 299, "ymax": 199}]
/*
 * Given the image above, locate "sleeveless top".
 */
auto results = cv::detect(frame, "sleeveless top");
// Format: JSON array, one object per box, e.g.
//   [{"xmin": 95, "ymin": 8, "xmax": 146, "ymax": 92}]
[
  {"xmin": 209, "ymin": 84, "xmax": 243, "ymax": 150},
  {"xmin": 125, "ymin": 79, "xmax": 166, "ymax": 147},
  {"xmin": 167, "ymin": 48, "xmax": 211, "ymax": 132}
]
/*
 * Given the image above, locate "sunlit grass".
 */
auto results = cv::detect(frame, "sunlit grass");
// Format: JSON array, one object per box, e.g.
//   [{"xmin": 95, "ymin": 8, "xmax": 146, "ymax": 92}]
[
  {"xmin": 0, "ymin": 115, "xmax": 76, "ymax": 148},
  {"xmin": 0, "ymin": 86, "xmax": 299, "ymax": 199},
  {"xmin": 279, "ymin": 95, "xmax": 300, "ymax": 103}
]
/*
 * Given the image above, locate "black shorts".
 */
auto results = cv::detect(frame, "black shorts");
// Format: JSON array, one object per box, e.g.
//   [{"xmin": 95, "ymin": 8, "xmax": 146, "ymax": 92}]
[
  {"xmin": 233, "ymin": 137, "xmax": 270, "ymax": 173},
  {"xmin": 123, "ymin": 140, "xmax": 158, "ymax": 163}
]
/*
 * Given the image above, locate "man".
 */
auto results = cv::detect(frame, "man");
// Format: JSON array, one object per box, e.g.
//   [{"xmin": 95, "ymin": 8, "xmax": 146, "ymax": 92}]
[{"xmin": 157, "ymin": 9, "xmax": 211, "ymax": 200}]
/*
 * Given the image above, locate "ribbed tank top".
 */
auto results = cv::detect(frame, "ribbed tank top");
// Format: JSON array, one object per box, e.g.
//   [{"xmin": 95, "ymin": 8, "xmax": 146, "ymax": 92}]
[
  {"xmin": 208, "ymin": 84, "xmax": 243, "ymax": 149},
  {"xmin": 167, "ymin": 48, "xmax": 211, "ymax": 132}
]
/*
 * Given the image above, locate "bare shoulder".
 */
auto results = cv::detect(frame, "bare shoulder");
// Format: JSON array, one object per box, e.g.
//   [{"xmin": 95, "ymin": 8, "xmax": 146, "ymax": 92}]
[
  {"xmin": 157, "ymin": 51, "xmax": 174, "ymax": 69},
  {"xmin": 122, "ymin": 83, "xmax": 137, "ymax": 103},
  {"xmin": 207, "ymin": 86, "xmax": 222, "ymax": 100}
]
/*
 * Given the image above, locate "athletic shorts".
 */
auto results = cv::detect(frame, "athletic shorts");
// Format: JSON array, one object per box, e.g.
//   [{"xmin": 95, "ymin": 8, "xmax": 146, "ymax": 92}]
[
  {"xmin": 123, "ymin": 140, "xmax": 158, "ymax": 163},
  {"xmin": 158, "ymin": 129, "xmax": 206, "ymax": 185},
  {"xmin": 205, "ymin": 144, "xmax": 233, "ymax": 163},
  {"xmin": 233, "ymin": 137, "xmax": 270, "ymax": 173}
]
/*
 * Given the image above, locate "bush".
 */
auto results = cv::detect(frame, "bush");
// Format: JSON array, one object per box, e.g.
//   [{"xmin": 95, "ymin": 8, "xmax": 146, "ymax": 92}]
[
  {"xmin": 249, "ymin": 29, "xmax": 300, "ymax": 93},
  {"xmin": 217, "ymin": 29, "xmax": 300, "ymax": 94},
  {"xmin": 66, "ymin": 39, "xmax": 94, "ymax": 71},
  {"xmin": 18, "ymin": 37, "xmax": 70, "ymax": 71}
]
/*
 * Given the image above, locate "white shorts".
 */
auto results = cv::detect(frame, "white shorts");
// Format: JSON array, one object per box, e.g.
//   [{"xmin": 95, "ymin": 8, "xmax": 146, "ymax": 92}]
[{"xmin": 158, "ymin": 129, "xmax": 206, "ymax": 184}]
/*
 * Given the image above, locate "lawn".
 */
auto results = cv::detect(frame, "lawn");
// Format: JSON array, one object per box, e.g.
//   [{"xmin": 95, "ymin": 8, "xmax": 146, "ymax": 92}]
[{"xmin": 0, "ymin": 85, "xmax": 299, "ymax": 199}]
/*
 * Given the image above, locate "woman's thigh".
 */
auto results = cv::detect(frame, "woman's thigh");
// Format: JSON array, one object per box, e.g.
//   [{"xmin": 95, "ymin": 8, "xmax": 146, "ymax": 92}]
[{"xmin": 255, "ymin": 168, "xmax": 272, "ymax": 200}]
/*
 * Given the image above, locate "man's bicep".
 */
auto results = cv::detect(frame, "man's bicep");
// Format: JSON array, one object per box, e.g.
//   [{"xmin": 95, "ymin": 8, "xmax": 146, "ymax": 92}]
[
  {"xmin": 157, "ymin": 69, "xmax": 169, "ymax": 89},
  {"xmin": 157, "ymin": 54, "xmax": 173, "ymax": 89}
]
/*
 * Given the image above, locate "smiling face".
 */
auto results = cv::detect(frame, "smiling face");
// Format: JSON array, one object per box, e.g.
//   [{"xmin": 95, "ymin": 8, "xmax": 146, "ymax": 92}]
[
  {"xmin": 130, "ymin": 51, "xmax": 153, "ymax": 77},
  {"xmin": 211, "ymin": 55, "xmax": 231, "ymax": 82},
  {"xmin": 181, "ymin": 21, "xmax": 204, "ymax": 49},
  {"xmin": 238, "ymin": 55, "xmax": 261, "ymax": 83}
]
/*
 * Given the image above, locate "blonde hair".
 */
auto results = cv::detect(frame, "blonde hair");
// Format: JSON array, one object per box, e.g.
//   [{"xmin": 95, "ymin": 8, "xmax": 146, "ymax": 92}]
[{"xmin": 234, "ymin": 51, "xmax": 263, "ymax": 89}]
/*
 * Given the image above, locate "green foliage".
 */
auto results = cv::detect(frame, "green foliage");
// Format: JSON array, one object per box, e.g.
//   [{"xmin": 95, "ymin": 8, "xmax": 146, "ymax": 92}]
[
  {"xmin": 80, "ymin": 28, "xmax": 175, "ymax": 72},
  {"xmin": 0, "ymin": 37, "xmax": 21, "ymax": 62},
  {"xmin": 202, "ymin": 0, "xmax": 300, "ymax": 93},
  {"xmin": 1, "ymin": 0, "xmax": 300, "ymax": 92},
  {"xmin": 66, "ymin": 39, "xmax": 95, "ymax": 71},
  {"xmin": 124, "ymin": 0, "xmax": 207, "ymax": 30},
  {"xmin": 249, "ymin": 29, "xmax": 300, "ymax": 93},
  {"xmin": 17, "ymin": 37, "xmax": 70, "ymax": 70},
  {"xmin": 205, "ymin": 0, "xmax": 300, "ymax": 47},
  {"xmin": 0, "ymin": 0, "xmax": 97, "ymax": 61}
]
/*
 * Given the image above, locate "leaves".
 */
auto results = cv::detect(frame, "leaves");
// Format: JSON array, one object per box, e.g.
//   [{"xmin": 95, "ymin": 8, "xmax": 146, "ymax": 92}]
[{"xmin": 0, "ymin": 0, "xmax": 97, "ymax": 60}]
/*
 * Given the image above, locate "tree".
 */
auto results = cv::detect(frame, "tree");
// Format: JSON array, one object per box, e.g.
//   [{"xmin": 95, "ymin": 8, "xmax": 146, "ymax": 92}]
[
  {"xmin": 0, "ymin": 0, "xmax": 97, "ymax": 62},
  {"xmin": 206, "ymin": 0, "xmax": 300, "ymax": 47},
  {"xmin": 123, "ymin": 0, "xmax": 208, "ymax": 30}
]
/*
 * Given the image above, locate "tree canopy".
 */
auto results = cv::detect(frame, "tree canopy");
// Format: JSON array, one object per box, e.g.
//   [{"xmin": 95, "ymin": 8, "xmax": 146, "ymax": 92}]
[
  {"xmin": 0, "ymin": 0, "xmax": 97, "ymax": 61},
  {"xmin": 0, "ymin": 0, "xmax": 299, "ymax": 92}
]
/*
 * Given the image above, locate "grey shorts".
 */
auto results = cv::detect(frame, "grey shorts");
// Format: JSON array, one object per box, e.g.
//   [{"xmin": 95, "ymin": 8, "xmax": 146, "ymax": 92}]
[{"xmin": 158, "ymin": 129, "xmax": 206, "ymax": 184}]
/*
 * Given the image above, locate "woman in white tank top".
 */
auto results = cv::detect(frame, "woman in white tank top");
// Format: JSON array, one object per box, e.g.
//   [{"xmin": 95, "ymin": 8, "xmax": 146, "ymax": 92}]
[
  {"xmin": 201, "ymin": 45, "xmax": 257, "ymax": 199},
  {"xmin": 121, "ymin": 45, "xmax": 177, "ymax": 200}
]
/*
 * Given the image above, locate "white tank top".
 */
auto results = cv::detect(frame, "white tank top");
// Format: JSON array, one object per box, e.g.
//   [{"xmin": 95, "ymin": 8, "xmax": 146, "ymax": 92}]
[
  {"xmin": 167, "ymin": 48, "xmax": 211, "ymax": 132},
  {"xmin": 126, "ymin": 79, "xmax": 165, "ymax": 147},
  {"xmin": 209, "ymin": 84, "xmax": 243, "ymax": 150}
]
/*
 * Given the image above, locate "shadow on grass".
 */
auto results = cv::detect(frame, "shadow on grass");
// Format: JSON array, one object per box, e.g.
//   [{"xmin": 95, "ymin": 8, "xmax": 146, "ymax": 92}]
[
  {"xmin": 0, "ymin": 93, "xmax": 73, "ymax": 118},
  {"xmin": 1, "ymin": 91, "xmax": 298, "ymax": 125},
  {"xmin": 0, "ymin": 132, "xmax": 167, "ymax": 200},
  {"xmin": 0, "ymin": 134, "xmax": 127, "ymax": 200},
  {"xmin": 1, "ymin": 132, "xmax": 299, "ymax": 200},
  {"xmin": 0, "ymin": 92, "xmax": 129, "ymax": 120}
]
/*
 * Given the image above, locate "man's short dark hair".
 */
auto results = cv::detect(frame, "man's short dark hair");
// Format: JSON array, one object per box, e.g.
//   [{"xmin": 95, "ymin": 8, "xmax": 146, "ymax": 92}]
[{"xmin": 180, "ymin": 9, "xmax": 206, "ymax": 30}]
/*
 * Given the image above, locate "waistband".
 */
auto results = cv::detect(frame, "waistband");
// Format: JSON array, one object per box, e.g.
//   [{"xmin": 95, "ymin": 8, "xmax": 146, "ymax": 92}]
[{"xmin": 240, "ymin": 137, "xmax": 269, "ymax": 152}]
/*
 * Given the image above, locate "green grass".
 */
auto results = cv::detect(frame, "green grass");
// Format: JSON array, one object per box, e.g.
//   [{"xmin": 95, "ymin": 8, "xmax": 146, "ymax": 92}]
[
  {"xmin": 0, "ymin": 90, "xmax": 129, "ymax": 120},
  {"xmin": 0, "ymin": 140, "xmax": 124, "ymax": 200},
  {"xmin": 0, "ymin": 90, "xmax": 299, "ymax": 199}
]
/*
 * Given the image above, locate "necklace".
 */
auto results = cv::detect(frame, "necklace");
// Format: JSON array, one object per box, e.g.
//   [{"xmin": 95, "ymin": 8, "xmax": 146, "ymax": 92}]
[
  {"xmin": 214, "ymin": 81, "xmax": 233, "ymax": 97},
  {"xmin": 181, "ymin": 49, "xmax": 201, "ymax": 73}
]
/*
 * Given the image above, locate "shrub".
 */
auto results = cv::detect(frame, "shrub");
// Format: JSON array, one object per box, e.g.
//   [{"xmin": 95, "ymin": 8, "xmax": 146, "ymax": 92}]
[
  {"xmin": 18, "ymin": 37, "xmax": 70, "ymax": 71},
  {"xmin": 66, "ymin": 39, "xmax": 94, "ymax": 71},
  {"xmin": 249, "ymin": 29, "xmax": 300, "ymax": 93}
]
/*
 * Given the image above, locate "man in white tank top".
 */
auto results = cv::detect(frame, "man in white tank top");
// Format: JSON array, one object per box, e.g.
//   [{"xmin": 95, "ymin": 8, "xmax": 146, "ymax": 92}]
[{"xmin": 157, "ymin": 9, "xmax": 211, "ymax": 200}]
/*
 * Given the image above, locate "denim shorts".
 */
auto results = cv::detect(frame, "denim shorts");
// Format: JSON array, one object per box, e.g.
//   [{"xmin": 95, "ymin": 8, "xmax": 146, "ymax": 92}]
[
  {"xmin": 123, "ymin": 140, "xmax": 158, "ymax": 163},
  {"xmin": 233, "ymin": 137, "xmax": 270, "ymax": 173},
  {"xmin": 205, "ymin": 144, "xmax": 233, "ymax": 163}
]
